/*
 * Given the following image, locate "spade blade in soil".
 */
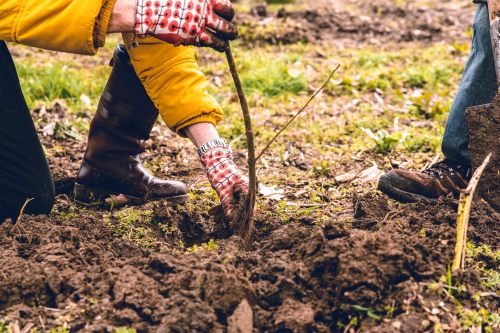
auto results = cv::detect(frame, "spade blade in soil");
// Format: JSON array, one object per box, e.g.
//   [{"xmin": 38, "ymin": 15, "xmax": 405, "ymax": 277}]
[{"xmin": 465, "ymin": 92, "xmax": 500, "ymax": 211}]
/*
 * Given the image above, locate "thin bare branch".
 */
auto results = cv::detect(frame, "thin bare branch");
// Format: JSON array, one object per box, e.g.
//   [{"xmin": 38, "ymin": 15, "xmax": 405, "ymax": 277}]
[{"xmin": 256, "ymin": 64, "xmax": 340, "ymax": 162}]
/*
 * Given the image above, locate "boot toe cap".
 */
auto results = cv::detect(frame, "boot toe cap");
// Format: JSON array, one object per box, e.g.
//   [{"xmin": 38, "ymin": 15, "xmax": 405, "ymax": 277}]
[
  {"xmin": 378, "ymin": 170, "xmax": 435, "ymax": 203},
  {"xmin": 150, "ymin": 179, "xmax": 188, "ymax": 198}
]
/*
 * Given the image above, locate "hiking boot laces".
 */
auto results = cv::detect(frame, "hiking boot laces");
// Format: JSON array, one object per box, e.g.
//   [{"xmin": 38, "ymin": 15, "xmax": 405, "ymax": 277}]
[{"xmin": 423, "ymin": 160, "xmax": 470, "ymax": 181}]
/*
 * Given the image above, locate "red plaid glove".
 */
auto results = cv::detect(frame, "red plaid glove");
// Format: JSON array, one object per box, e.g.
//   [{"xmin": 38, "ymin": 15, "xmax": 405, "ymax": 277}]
[
  {"xmin": 135, "ymin": 0, "xmax": 238, "ymax": 52},
  {"xmin": 200, "ymin": 148, "xmax": 249, "ymax": 222}
]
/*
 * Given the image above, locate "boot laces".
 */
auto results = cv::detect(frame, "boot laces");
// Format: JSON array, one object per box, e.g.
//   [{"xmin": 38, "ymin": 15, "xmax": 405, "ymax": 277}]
[{"xmin": 423, "ymin": 160, "xmax": 469, "ymax": 181}]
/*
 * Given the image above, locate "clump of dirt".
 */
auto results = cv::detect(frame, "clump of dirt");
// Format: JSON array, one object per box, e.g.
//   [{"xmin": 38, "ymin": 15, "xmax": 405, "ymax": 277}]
[
  {"xmin": 353, "ymin": 192, "xmax": 391, "ymax": 219},
  {"xmin": 353, "ymin": 192, "xmax": 500, "ymax": 247},
  {"xmin": 466, "ymin": 93, "xmax": 500, "ymax": 212},
  {"xmin": 235, "ymin": 2, "xmax": 474, "ymax": 48}
]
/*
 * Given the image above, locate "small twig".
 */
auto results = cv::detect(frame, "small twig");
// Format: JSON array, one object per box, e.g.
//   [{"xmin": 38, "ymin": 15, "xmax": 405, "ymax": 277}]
[
  {"xmin": 382, "ymin": 208, "xmax": 408, "ymax": 223},
  {"xmin": 419, "ymin": 282, "xmax": 460, "ymax": 290},
  {"xmin": 225, "ymin": 44, "xmax": 256, "ymax": 243},
  {"xmin": 20, "ymin": 323, "xmax": 34, "ymax": 333},
  {"xmin": 11, "ymin": 198, "xmax": 34, "ymax": 233},
  {"xmin": 72, "ymin": 199, "xmax": 95, "ymax": 207},
  {"xmin": 452, "ymin": 152, "xmax": 491, "ymax": 271},
  {"xmin": 187, "ymin": 176, "xmax": 203, "ymax": 190},
  {"xmin": 420, "ymin": 153, "xmax": 440, "ymax": 171},
  {"xmin": 42, "ymin": 307, "xmax": 65, "ymax": 312},
  {"xmin": 286, "ymin": 203, "xmax": 330, "ymax": 207},
  {"xmin": 478, "ymin": 292, "xmax": 500, "ymax": 298},
  {"xmin": 38, "ymin": 314, "xmax": 46, "ymax": 333},
  {"xmin": 256, "ymin": 64, "xmax": 340, "ymax": 162},
  {"xmin": 343, "ymin": 321, "xmax": 352, "ymax": 333},
  {"xmin": 9, "ymin": 321, "xmax": 20, "ymax": 333}
]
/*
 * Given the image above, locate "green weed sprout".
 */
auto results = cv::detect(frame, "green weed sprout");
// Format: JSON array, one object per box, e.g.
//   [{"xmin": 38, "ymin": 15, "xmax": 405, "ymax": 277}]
[
  {"xmin": 351, "ymin": 305, "xmax": 381, "ymax": 320},
  {"xmin": 115, "ymin": 328, "xmax": 137, "ymax": 333},
  {"xmin": 0, "ymin": 320, "xmax": 8, "ymax": 333},
  {"xmin": 361, "ymin": 128, "xmax": 407, "ymax": 153},
  {"xmin": 186, "ymin": 239, "xmax": 218, "ymax": 253}
]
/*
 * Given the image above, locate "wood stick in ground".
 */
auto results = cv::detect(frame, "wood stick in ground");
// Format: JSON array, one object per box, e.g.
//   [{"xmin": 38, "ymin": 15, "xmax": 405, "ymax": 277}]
[
  {"xmin": 256, "ymin": 64, "xmax": 340, "ymax": 162},
  {"xmin": 225, "ymin": 44, "xmax": 256, "ymax": 243},
  {"xmin": 452, "ymin": 152, "xmax": 492, "ymax": 271}
]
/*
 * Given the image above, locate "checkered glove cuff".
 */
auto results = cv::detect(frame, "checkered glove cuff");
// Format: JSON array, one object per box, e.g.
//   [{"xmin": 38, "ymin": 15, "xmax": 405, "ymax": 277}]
[{"xmin": 200, "ymin": 148, "xmax": 249, "ymax": 219}]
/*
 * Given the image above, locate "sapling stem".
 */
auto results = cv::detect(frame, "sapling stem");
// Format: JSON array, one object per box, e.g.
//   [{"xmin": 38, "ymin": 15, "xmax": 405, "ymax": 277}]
[
  {"xmin": 225, "ymin": 44, "xmax": 256, "ymax": 242},
  {"xmin": 452, "ymin": 152, "xmax": 491, "ymax": 270}
]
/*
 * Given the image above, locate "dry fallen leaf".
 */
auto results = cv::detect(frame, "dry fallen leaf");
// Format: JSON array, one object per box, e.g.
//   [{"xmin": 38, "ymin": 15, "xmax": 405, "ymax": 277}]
[
  {"xmin": 213, "ymin": 76, "xmax": 223, "ymax": 87},
  {"xmin": 259, "ymin": 184, "xmax": 285, "ymax": 201},
  {"xmin": 105, "ymin": 194, "xmax": 129, "ymax": 208},
  {"xmin": 353, "ymin": 162, "xmax": 384, "ymax": 184},
  {"xmin": 80, "ymin": 93, "xmax": 92, "ymax": 109},
  {"xmin": 335, "ymin": 162, "xmax": 384, "ymax": 184},
  {"xmin": 335, "ymin": 172, "xmax": 357, "ymax": 183},
  {"xmin": 42, "ymin": 123, "xmax": 55, "ymax": 136}
]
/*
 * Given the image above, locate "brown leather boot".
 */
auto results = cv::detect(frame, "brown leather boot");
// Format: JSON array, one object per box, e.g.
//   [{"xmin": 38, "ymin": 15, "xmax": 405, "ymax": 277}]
[
  {"xmin": 378, "ymin": 159, "xmax": 471, "ymax": 204},
  {"xmin": 75, "ymin": 44, "xmax": 188, "ymax": 205}
]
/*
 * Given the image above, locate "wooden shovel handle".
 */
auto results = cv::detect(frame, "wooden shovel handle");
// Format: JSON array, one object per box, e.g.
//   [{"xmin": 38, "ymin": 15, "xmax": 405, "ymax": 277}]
[{"xmin": 488, "ymin": 0, "xmax": 500, "ymax": 88}]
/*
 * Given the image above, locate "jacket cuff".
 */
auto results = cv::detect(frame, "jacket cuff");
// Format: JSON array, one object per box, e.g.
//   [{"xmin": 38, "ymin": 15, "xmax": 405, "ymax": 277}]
[
  {"xmin": 93, "ymin": 0, "xmax": 118, "ymax": 49},
  {"xmin": 174, "ymin": 104, "xmax": 224, "ymax": 138}
]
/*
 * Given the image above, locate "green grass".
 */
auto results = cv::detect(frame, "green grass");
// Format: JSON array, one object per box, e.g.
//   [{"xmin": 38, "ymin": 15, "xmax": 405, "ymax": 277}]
[
  {"xmin": 107, "ymin": 207, "xmax": 156, "ymax": 248},
  {"xmin": 466, "ymin": 242, "xmax": 500, "ymax": 292},
  {"xmin": 115, "ymin": 328, "xmax": 137, "ymax": 333},
  {"xmin": 241, "ymin": 62, "xmax": 307, "ymax": 98},
  {"xmin": 15, "ymin": 60, "xmax": 109, "ymax": 112},
  {"xmin": 193, "ymin": 43, "xmax": 464, "ymax": 156}
]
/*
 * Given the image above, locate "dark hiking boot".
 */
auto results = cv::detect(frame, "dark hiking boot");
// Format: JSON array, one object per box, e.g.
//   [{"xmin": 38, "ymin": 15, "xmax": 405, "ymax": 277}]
[
  {"xmin": 74, "ymin": 44, "xmax": 188, "ymax": 205},
  {"xmin": 378, "ymin": 159, "xmax": 471, "ymax": 204}
]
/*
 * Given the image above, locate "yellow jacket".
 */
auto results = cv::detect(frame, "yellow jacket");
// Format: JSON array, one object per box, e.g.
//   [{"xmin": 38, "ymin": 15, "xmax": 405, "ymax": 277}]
[{"xmin": 0, "ymin": 0, "xmax": 223, "ymax": 135}]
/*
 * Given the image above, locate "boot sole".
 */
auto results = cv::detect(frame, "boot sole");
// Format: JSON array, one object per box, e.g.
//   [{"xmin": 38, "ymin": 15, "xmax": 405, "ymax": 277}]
[
  {"xmin": 74, "ymin": 183, "xmax": 189, "ymax": 206},
  {"xmin": 377, "ymin": 176, "xmax": 438, "ymax": 204}
]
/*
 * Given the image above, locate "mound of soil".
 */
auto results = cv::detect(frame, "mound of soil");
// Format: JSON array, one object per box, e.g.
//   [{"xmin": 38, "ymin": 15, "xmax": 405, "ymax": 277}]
[
  {"xmin": 1, "ymin": 198, "xmax": 499, "ymax": 332},
  {"xmin": 235, "ymin": 2, "xmax": 474, "ymax": 47},
  {"xmin": 354, "ymin": 192, "xmax": 500, "ymax": 247}
]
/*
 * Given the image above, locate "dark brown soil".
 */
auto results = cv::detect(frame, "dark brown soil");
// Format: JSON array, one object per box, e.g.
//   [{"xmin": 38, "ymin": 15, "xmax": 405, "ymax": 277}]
[
  {"xmin": 466, "ymin": 92, "xmax": 500, "ymax": 212},
  {"xmin": 354, "ymin": 192, "xmax": 500, "ymax": 247},
  {"xmin": 3, "ymin": 202, "xmax": 499, "ymax": 332},
  {"xmin": 235, "ymin": 2, "xmax": 474, "ymax": 48}
]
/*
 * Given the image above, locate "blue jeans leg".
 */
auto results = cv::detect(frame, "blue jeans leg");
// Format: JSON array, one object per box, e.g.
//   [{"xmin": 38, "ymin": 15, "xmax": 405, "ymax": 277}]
[{"xmin": 441, "ymin": 3, "xmax": 498, "ymax": 167}]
